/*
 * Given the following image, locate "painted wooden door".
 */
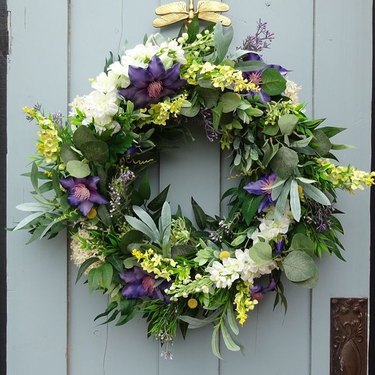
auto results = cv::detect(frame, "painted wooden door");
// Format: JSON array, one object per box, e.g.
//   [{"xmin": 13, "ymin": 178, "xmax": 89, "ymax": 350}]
[{"xmin": 7, "ymin": 1, "xmax": 372, "ymax": 374}]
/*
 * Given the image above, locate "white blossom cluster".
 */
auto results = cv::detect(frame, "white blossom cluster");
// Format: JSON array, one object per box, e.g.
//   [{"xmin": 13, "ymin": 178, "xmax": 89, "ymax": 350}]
[
  {"xmin": 69, "ymin": 34, "xmax": 186, "ymax": 134},
  {"xmin": 206, "ymin": 249, "xmax": 277, "ymax": 289},
  {"xmin": 251, "ymin": 206, "xmax": 293, "ymax": 244},
  {"xmin": 284, "ymin": 79, "xmax": 301, "ymax": 105}
]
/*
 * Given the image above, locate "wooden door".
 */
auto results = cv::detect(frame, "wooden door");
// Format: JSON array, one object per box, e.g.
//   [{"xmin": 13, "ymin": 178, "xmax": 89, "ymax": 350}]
[{"xmin": 7, "ymin": 1, "xmax": 372, "ymax": 374}]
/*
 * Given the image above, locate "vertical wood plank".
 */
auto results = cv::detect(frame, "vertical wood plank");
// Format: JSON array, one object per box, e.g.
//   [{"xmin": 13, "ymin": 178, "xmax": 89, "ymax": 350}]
[
  {"xmin": 158, "ymin": 121, "xmax": 221, "ymax": 374},
  {"xmin": 156, "ymin": 0, "xmax": 220, "ymax": 371},
  {"xmin": 221, "ymin": 1, "xmax": 313, "ymax": 373},
  {"xmin": 7, "ymin": 1, "xmax": 68, "ymax": 374},
  {"xmin": 312, "ymin": 1, "xmax": 372, "ymax": 374},
  {"xmin": 0, "ymin": 0, "xmax": 8, "ymax": 372},
  {"xmin": 68, "ymin": 1, "xmax": 160, "ymax": 374}
]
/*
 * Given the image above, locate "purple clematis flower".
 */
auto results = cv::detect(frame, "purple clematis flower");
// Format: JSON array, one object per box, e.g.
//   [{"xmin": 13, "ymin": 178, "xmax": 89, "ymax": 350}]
[
  {"xmin": 244, "ymin": 173, "xmax": 277, "ymax": 212},
  {"xmin": 118, "ymin": 55, "xmax": 186, "ymax": 108},
  {"xmin": 275, "ymin": 239, "xmax": 284, "ymax": 255},
  {"xmin": 59, "ymin": 176, "xmax": 108, "ymax": 216},
  {"xmin": 243, "ymin": 52, "xmax": 288, "ymax": 103},
  {"xmin": 250, "ymin": 277, "xmax": 277, "ymax": 301},
  {"xmin": 119, "ymin": 267, "xmax": 170, "ymax": 302}
]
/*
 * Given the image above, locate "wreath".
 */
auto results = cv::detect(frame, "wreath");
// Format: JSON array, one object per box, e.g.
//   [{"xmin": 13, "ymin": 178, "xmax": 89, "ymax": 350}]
[{"xmin": 14, "ymin": 19, "xmax": 375, "ymax": 359}]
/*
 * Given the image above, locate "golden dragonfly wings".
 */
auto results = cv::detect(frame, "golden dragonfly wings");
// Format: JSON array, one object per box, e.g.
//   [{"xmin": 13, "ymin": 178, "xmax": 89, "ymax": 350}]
[{"xmin": 153, "ymin": 0, "xmax": 231, "ymax": 28}]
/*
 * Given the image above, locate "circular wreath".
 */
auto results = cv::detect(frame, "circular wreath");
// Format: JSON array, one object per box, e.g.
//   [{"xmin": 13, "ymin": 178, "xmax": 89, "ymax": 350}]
[{"xmin": 15, "ymin": 19, "xmax": 374, "ymax": 359}]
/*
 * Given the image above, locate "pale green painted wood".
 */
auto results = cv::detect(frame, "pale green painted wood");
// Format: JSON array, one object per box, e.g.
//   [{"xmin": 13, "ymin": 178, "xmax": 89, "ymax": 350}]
[
  {"xmin": 6, "ymin": 0, "xmax": 372, "ymax": 374},
  {"xmin": 68, "ymin": 1, "xmax": 160, "ymax": 374},
  {"xmin": 221, "ymin": 1, "xmax": 313, "ymax": 373},
  {"xmin": 156, "ymin": 0, "xmax": 220, "ymax": 370},
  {"xmin": 7, "ymin": 1, "xmax": 68, "ymax": 374},
  {"xmin": 158, "ymin": 122, "xmax": 221, "ymax": 373},
  {"xmin": 311, "ymin": 1, "xmax": 372, "ymax": 374}
]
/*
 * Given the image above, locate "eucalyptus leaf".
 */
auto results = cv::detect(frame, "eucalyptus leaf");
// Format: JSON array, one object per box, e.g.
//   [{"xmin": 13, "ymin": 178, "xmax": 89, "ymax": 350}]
[
  {"xmin": 235, "ymin": 60, "xmax": 267, "ymax": 72},
  {"xmin": 196, "ymin": 87, "xmax": 219, "ymax": 108},
  {"xmin": 295, "ymin": 268, "xmax": 319, "ymax": 288},
  {"xmin": 262, "ymin": 142, "xmax": 279, "ymax": 168},
  {"xmin": 310, "ymin": 129, "xmax": 332, "ymax": 156},
  {"xmin": 220, "ymin": 92, "xmax": 242, "ymax": 113},
  {"xmin": 270, "ymin": 147, "xmax": 299, "ymax": 179},
  {"xmin": 119, "ymin": 230, "xmax": 145, "ymax": 253},
  {"xmin": 290, "ymin": 136, "xmax": 313, "ymax": 148},
  {"xmin": 290, "ymin": 233, "xmax": 315, "ymax": 257},
  {"xmin": 249, "ymin": 242, "xmax": 273, "ymax": 265},
  {"xmin": 80, "ymin": 140, "xmax": 109, "ymax": 164},
  {"xmin": 73, "ymin": 125, "xmax": 96, "ymax": 148},
  {"xmin": 66, "ymin": 160, "xmax": 90, "ymax": 178},
  {"xmin": 60, "ymin": 143, "xmax": 81, "ymax": 163},
  {"xmin": 283, "ymin": 251, "xmax": 317, "ymax": 282},
  {"xmin": 278, "ymin": 114, "xmax": 299, "ymax": 135},
  {"xmin": 261, "ymin": 68, "xmax": 287, "ymax": 96}
]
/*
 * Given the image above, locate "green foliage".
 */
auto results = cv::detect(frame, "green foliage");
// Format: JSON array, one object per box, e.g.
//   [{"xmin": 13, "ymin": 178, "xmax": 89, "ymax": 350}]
[{"xmin": 261, "ymin": 68, "xmax": 287, "ymax": 95}]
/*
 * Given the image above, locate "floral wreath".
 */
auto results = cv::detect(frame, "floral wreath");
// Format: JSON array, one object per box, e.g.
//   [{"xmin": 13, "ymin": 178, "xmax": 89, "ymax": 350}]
[{"xmin": 14, "ymin": 19, "xmax": 375, "ymax": 359}]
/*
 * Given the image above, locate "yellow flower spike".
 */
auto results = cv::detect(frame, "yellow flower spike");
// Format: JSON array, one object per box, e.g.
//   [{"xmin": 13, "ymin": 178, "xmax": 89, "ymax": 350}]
[
  {"xmin": 86, "ymin": 208, "xmax": 97, "ymax": 219},
  {"xmin": 187, "ymin": 298, "xmax": 198, "ymax": 309},
  {"xmin": 219, "ymin": 250, "xmax": 231, "ymax": 260},
  {"xmin": 132, "ymin": 249, "xmax": 144, "ymax": 260}
]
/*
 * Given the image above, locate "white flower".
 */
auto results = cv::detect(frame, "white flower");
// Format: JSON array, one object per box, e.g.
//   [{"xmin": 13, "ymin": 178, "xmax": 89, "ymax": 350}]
[
  {"xmin": 284, "ymin": 79, "xmax": 301, "ymax": 105},
  {"xmin": 206, "ymin": 248, "xmax": 277, "ymax": 288},
  {"xmin": 80, "ymin": 90, "xmax": 120, "ymax": 134},
  {"xmin": 251, "ymin": 205, "xmax": 293, "ymax": 244},
  {"xmin": 207, "ymin": 258, "xmax": 241, "ymax": 288},
  {"xmin": 108, "ymin": 61, "xmax": 131, "ymax": 88},
  {"xmin": 69, "ymin": 95, "xmax": 87, "ymax": 116},
  {"xmin": 125, "ymin": 43, "xmax": 159, "ymax": 66},
  {"xmin": 91, "ymin": 71, "xmax": 121, "ymax": 93}
]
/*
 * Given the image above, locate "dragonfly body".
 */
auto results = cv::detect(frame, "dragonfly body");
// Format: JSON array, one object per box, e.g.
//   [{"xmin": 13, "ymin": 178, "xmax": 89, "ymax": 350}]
[{"xmin": 153, "ymin": 0, "xmax": 231, "ymax": 28}]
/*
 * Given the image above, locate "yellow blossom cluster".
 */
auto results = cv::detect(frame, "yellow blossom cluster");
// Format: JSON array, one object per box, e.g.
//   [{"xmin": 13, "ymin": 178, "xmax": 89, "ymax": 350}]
[
  {"xmin": 170, "ymin": 217, "xmax": 190, "ymax": 246},
  {"xmin": 234, "ymin": 281, "xmax": 258, "ymax": 325},
  {"xmin": 23, "ymin": 106, "xmax": 62, "ymax": 164},
  {"xmin": 317, "ymin": 159, "xmax": 375, "ymax": 192},
  {"xmin": 147, "ymin": 93, "xmax": 188, "ymax": 126},
  {"xmin": 132, "ymin": 249, "xmax": 177, "ymax": 280},
  {"xmin": 264, "ymin": 100, "xmax": 296, "ymax": 126},
  {"xmin": 166, "ymin": 273, "xmax": 213, "ymax": 302},
  {"xmin": 181, "ymin": 61, "xmax": 259, "ymax": 93}
]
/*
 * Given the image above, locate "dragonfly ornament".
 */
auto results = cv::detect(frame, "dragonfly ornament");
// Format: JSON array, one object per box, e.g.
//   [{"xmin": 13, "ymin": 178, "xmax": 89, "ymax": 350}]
[{"xmin": 153, "ymin": 0, "xmax": 231, "ymax": 28}]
